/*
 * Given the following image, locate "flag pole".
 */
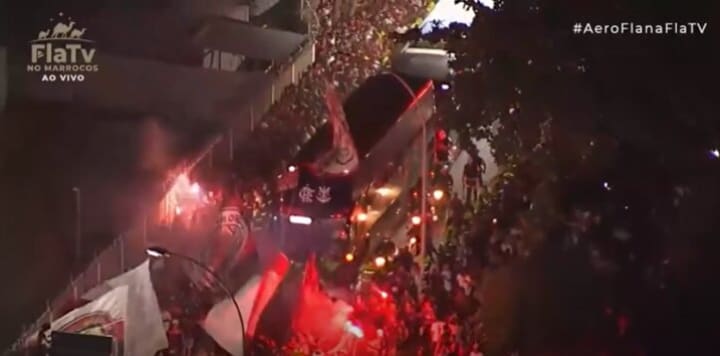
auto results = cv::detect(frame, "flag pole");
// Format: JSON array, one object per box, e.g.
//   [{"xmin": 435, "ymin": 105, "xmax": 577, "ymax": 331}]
[
  {"xmin": 386, "ymin": 72, "xmax": 429, "ymax": 295},
  {"xmin": 419, "ymin": 109, "xmax": 428, "ymax": 294}
]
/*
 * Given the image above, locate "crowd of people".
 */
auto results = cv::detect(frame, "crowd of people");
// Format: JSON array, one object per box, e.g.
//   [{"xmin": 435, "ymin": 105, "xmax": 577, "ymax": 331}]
[
  {"xmin": 155, "ymin": 1, "xmax": 440, "ymax": 352},
  {"xmin": 241, "ymin": 0, "xmax": 430, "ymax": 177},
  {"xmin": 273, "ymin": 177, "xmax": 491, "ymax": 356}
]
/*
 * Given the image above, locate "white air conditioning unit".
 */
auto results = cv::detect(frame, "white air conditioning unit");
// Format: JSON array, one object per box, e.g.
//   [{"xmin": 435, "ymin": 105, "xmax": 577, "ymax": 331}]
[{"xmin": 391, "ymin": 47, "xmax": 451, "ymax": 81}]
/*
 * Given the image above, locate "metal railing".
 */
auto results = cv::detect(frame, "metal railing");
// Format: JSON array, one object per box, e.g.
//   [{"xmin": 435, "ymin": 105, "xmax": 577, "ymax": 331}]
[{"xmin": 9, "ymin": 38, "xmax": 316, "ymax": 352}]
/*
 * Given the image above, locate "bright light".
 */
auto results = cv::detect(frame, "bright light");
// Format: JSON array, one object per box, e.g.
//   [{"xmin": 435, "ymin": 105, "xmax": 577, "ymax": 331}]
[
  {"xmin": 175, "ymin": 206, "xmax": 182, "ymax": 215},
  {"xmin": 344, "ymin": 321, "xmax": 364, "ymax": 338},
  {"xmin": 376, "ymin": 187, "xmax": 391, "ymax": 197},
  {"xmin": 190, "ymin": 183, "xmax": 201, "ymax": 194},
  {"xmin": 420, "ymin": 0, "xmax": 480, "ymax": 34},
  {"xmin": 345, "ymin": 253, "xmax": 354, "ymax": 262},
  {"xmin": 409, "ymin": 237, "xmax": 417, "ymax": 244},
  {"xmin": 374, "ymin": 256, "xmax": 386, "ymax": 268},
  {"xmin": 492, "ymin": 218, "xmax": 497, "ymax": 224},
  {"xmin": 357, "ymin": 212, "xmax": 368, "ymax": 222},
  {"xmin": 411, "ymin": 215, "xmax": 422, "ymax": 225},
  {"xmin": 379, "ymin": 291, "xmax": 388, "ymax": 299},
  {"xmin": 289, "ymin": 215, "xmax": 312, "ymax": 225},
  {"xmin": 288, "ymin": 165, "xmax": 297, "ymax": 172},
  {"xmin": 711, "ymin": 149, "xmax": 720, "ymax": 158},
  {"xmin": 432, "ymin": 189, "xmax": 444, "ymax": 200},
  {"xmin": 440, "ymin": 83, "xmax": 450, "ymax": 90},
  {"xmin": 603, "ymin": 182, "xmax": 611, "ymax": 191},
  {"xmin": 146, "ymin": 247, "xmax": 169, "ymax": 258},
  {"xmin": 432, "ymin": 215, "xmax": 439, "ymax": 222}
]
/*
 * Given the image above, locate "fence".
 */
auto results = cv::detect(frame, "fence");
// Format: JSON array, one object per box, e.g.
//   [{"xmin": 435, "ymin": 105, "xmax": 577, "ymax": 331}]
[{"xmin": 10, "ymin": 39, "xmax": 317, "ymax": 352}]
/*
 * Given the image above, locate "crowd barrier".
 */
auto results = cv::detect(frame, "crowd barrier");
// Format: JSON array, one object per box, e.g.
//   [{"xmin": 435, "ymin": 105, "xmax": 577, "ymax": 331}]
[{"xmin": 11, "ymin": 38, "xmax": 316, "ymax": 352}]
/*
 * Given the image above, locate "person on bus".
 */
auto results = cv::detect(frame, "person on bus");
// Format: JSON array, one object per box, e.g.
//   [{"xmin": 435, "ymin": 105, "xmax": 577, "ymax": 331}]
[{"xmin": 463, "ymin": 158, "xmax": 484, "ymax": 203}]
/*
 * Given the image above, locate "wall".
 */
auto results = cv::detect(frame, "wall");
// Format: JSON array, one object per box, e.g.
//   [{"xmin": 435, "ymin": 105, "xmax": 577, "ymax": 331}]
[
  {"xmin": 0, "ymin": 47, "xmax": 6, "ymax": 113},
  {"xmin": 11, "ymin": 53, "xmax": 272, "ymax": 125},
  {"xmin": 180, "ymin": 0, "xmax": 251, "ymax": 21}
]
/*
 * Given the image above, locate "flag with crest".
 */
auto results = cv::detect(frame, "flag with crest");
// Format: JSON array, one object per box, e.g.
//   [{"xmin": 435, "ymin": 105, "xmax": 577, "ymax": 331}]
[{"xmin": 317, "ymin": 83, "xmax": 359, "ymax": 175}]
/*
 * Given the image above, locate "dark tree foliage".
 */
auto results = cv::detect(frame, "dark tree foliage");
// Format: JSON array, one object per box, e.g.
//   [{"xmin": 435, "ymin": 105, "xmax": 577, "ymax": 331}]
[{"xmin": 426, "ymin": 0, "xmax": 719, "ymax": 354}]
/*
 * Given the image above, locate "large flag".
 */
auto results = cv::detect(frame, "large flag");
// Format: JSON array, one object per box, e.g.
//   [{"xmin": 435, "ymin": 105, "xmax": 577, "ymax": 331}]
[
  {"xmin": 292, "ymin": 256, "xmax": 356, "ymax": 352},
  {"xmin": 203, "ymin": 250, "xmax": 290, "ymax": 356},
  {"xmin": 202, "ymin": 275, "xmax": 260, "ymax": 356},
  {"xmin": 53, "ymin": 286, "xmax": 129, "ymax": 355},
  {"xmin": 318, "ymin": 84, "xmax": 359, "ymax": 175},
  {"xmin": 302, "ymin": 254, "xmax": 320, "ymax": 293},
  {"xmin": 206, "ymin": 192, "xmax": 254, "ymax": 275},
  {"xmin": 245, "ymin": 251, "xmax": 291, "ymax": 336},
  {"xmin": 81, "ymin": 260, "xmax": 169, "ymax": 356}
]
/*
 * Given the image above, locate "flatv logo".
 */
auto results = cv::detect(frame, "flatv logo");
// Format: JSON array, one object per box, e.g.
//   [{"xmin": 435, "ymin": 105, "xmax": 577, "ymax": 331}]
[{"xmin": 27, "ymin": 13, "xmax": 100, "ymax": 82}]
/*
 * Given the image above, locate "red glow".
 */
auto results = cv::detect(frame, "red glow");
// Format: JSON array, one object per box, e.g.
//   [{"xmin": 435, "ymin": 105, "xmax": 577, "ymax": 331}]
[
  {"xmin": 405, "ymin": 80, "xmax": 434, "ymax": 113},
  {"xmin": 436, "ymin": 128, "xmax": 447, "ymax": 140},
  {"xmin": 379, "ymin": 291, "xmax": 388, "ymax": 299}
]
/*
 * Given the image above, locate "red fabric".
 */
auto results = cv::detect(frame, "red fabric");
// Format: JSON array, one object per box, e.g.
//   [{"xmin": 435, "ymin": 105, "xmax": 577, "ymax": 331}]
[
  {"xmin": 277, "ymin": 171, "xmax": 300, "ymax": 191},
  {"xmin": 303, "ymin": 254, "xmax": 320, "ymax": 293},
  {"xmin": 246, "ymin": 252, "xmax": 291, "ymax": 337},
  {"xmin": 436, "ymin": 129, "xmax": 447, "ymax": 141}
]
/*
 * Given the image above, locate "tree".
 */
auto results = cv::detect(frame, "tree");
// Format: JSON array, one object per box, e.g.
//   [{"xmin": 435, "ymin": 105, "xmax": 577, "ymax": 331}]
[{"xmin": 424, "ymin": 0, "xmax": 718, "ymax": 354}]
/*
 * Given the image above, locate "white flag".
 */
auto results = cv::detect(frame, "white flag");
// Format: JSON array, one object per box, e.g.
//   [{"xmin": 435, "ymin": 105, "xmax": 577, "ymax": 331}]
[
  {"xmin": 203, "ymin": 276, "xmax": 262, "ymax": 356},
  {"xmin": 82, "ymin": 260, "xmax": 168, "ymax": 356},
  {"xmin": 53, "ymin": 286, "xmax": 128, "ymax": 355},
  {"xmin": 203, "ymin": 251, "xmax": 290, "ymax": 356}
]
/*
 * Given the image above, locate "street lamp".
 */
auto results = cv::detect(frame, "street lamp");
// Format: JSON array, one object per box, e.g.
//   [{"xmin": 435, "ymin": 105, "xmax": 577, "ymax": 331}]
[
  {"xmin": 146, "ymin": 246, "xmax": 247, "ymax": 354},
  {"xmin": 387, "ymin": 72, "xmax": 430, "ymax": 296}
]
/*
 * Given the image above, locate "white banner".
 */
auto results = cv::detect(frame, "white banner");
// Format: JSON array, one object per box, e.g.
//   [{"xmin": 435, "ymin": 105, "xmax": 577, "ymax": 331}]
[
  {"xmin": 53, "ymin": 286, "xmax": 128, "ymax": 355},
  {"xmin": 82, "ymin": 260, "xmax": 168, "ymax": 356},
  {"xmin": 203, "ymin": 276, "xmax": 261, "ymax": 356}
]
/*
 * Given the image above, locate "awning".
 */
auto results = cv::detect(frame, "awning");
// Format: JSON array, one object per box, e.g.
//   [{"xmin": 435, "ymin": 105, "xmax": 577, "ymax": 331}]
[{"xmin": 193, "ymin": 18, "xmax": 307, "ymax": 61}]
